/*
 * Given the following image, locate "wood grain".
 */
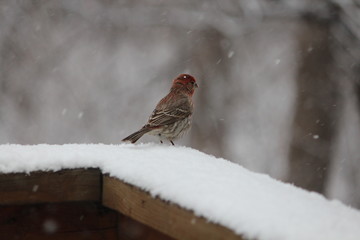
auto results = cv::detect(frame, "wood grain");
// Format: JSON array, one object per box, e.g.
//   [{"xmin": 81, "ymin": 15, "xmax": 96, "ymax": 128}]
[
  {"xmin": 103, "ymin": 176, "xmax": 245, "ymax": 240},
  {"xmin": 0, "ymin": 169, "xmax": 101, "ymax": 204}
]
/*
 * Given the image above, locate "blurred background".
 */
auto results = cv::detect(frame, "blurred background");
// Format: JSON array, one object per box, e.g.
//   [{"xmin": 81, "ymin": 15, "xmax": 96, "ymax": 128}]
[{"xmin": 0, "ymin": 0, "xmax": 359, "ymax": 208}]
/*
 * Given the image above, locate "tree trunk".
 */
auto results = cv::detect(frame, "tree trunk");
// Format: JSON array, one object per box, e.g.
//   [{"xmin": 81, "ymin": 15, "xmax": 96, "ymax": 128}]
[{"xmin": 287, "ymin": 16, "xmax": 339, "ymax": 193}]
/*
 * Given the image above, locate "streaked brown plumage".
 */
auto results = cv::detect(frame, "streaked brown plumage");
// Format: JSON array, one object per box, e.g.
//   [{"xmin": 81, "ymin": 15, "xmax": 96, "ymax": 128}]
[{"xmin": 122, "ymin": 74, "xmax": 198, "ymax": 145}]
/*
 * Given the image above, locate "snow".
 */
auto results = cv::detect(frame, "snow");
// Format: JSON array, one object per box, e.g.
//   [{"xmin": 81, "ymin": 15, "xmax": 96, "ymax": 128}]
[{"xmin": 0, "ymin": 144, "xmax": 359, "ymax": 240}]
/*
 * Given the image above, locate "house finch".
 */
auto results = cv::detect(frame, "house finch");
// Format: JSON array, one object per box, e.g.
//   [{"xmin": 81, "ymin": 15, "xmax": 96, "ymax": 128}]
[{"xmin": 122, "ymin": 74, "xmax": 198, "ymax": 145}]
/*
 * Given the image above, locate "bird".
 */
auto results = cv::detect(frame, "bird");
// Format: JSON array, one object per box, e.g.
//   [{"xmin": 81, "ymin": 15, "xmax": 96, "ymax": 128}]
[{"xmin": 122, "ymin": 74, "xmax": 198, "ymax": 145}]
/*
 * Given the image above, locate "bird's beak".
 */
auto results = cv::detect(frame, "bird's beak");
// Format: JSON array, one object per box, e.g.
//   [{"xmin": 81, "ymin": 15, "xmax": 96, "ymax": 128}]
[{"xmin": 194, "ymin": 83, "xmax": 199, "ymax": 88}]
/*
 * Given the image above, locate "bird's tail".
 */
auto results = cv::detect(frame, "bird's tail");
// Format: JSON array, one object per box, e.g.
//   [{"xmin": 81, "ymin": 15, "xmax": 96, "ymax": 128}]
[{"xmin": 122, "ymin": 128, "xmax": 151, "ymax": 143}]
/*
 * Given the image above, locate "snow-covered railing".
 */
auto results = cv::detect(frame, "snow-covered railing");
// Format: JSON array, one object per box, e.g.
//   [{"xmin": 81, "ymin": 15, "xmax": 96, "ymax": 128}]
[{"xmin": 0, "ymin": 144, "xmax": 360, "ymax": 240}]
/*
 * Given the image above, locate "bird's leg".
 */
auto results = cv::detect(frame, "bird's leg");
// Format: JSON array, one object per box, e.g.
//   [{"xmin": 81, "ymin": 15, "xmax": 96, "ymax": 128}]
[
  {"xmin": 170, "ymin": 140, "xmax": 175, "ymax": 146},
  {"xmin": 159, "ymin": 134, "xmax": 163, "ymax": 144},
  {"xmin": 160, "ymin": 140, "xmax": 163, "ymax": 144}
]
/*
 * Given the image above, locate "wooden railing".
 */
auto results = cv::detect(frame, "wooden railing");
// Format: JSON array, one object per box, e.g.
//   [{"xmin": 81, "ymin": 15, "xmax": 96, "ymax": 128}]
[{"xmin": 0, "ymin": 169, "xmax": 244, "ymax": 240}]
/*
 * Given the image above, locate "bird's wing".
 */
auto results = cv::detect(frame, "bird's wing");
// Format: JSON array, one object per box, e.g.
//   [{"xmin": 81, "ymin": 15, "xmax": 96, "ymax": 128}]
[{"xmin": 147, "ymin": 97, "xmax": 192, "ymax": 127}]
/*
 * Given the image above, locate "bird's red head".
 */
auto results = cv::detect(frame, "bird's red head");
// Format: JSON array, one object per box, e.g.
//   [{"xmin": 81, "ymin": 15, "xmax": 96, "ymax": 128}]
[{"xmin": 172, "ymin": 74, "xmax": 198, "ymax": 96}]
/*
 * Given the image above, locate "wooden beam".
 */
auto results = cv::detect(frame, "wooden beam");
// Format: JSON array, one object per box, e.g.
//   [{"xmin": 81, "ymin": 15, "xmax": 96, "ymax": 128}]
[
  {"xmin": 117, "ymin": 213, "xmax": 175, "ymax": 240},
  {"xmin": 0, "ymin": 202, "xmax": 118, "ymax": 240},
  {"xmin": 103, "ymin": 176, "xmax": 244, "ymax": 240},
  {"xmin": 0, "ymin": 169, "xmax": 101, "ymax": 204}
]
